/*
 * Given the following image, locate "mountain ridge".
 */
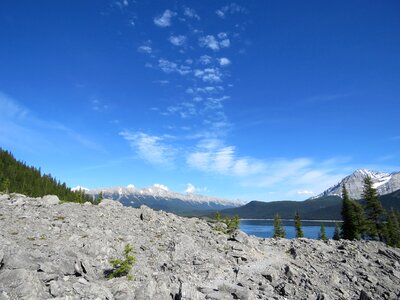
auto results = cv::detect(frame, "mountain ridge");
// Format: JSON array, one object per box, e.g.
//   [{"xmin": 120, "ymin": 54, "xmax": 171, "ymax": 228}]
[
  {"xmin": 313, "ymin": 169, "xmax": 400, "ymax": 200},
  {"xmin": 75, "ymin": 185, "xmax": 242, "ymax": 214}
]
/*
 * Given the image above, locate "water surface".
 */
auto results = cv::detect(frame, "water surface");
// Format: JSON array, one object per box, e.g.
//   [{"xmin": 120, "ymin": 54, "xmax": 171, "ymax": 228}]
[{"xmin": 240, "ymin": 219, "xmax": 338, "ymax": 239}]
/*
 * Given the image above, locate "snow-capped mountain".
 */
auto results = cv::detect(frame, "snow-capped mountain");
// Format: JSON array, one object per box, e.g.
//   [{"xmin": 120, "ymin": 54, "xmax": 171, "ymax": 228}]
[
  {"xmin": 71, "ymin": 186, "xmax": 90, "ymax": 192},
  {"xmin": 81, "ymin": 184, "xmax": 241, "ymax": 214},
  {"xmin": 315, "ymin": 169, "xmax": 400, "ymax": 200}
]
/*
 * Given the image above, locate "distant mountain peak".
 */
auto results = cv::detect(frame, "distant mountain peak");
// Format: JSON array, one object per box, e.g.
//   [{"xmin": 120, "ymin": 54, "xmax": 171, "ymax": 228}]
[
  {"xmin": 315, "ymin": 169, "xmax": 400, "ymax": 200},
  {"xmin": 79, "ymin": 184, "xmax": 241, "ymax": 214},
  {"xmin": 71, "ymin": 186, "xmax": 89, "ymax": 192}
]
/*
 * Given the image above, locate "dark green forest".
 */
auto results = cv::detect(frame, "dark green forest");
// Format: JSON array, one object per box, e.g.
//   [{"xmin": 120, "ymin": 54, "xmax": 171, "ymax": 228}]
[{"xmin": 0, "ymin": 148, "xmax": 91, "ymax": 203}]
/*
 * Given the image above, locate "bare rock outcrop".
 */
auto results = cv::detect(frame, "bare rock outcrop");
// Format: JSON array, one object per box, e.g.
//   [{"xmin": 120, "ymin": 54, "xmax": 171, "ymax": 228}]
[{"xmin": 0, "ymin": 193, "xmax": 399, "ymax": 299}]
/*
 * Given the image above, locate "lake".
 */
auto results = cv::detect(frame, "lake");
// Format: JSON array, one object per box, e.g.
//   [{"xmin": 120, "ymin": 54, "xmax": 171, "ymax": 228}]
[{"xmin": 240, "ymin": 219, "xmax": 339, "ymax": 239}]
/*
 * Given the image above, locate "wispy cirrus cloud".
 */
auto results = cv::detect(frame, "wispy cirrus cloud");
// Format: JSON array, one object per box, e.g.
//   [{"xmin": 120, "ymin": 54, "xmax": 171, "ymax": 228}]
[
  {"xmin": 154, "ymin": 9, "xmax": 176, "ymax": 27},
  {"xmin": 137, "ymin": 45, "xmax": 152, "ymax": 54},
  {"xmin": 91, "ymin": 99, "xmax": 109, "ymax": 112},
  {"xmin": 119, "ymin": 131, "xmax": 176, "ymax": 166},
  {"xmin": 0, "ymin": 92, "xmax": 104, "ymax": 153},
  {"xmin": 183, "ymin": 7, "xmax": 200, "ymax": 20},
  {"xmin": 216, "ymin": 3, "xmax": 247, "ymax": 19},
  {"xmin": 187, "ymin": 141, "xmax": 266, "ymax": 176}
]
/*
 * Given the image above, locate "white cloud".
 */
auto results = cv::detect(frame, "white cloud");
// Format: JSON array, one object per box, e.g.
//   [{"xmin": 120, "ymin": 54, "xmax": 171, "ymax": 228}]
[
  {"xmin": 0, "ymin": 93, "xmax": 29, "ymax": 119},
  {"xmin": 199, "ymin": 55, "xmax": 212, "ymax": 65},
  {"xmin": 185, "ymin": 183, "xmax": 196, "ymax": 193},
  {"xmin": 168, "ymin": 35, "xmax": 187, "ymax": 46},
  {"xmin": 185, "ymin": 183, "xmax": 207, "ymax": 194},
  {"xmin": 193, "ymin": 96, "xmax": 203, "ymax": 102},
  {"xmin": 158, "ymin": 59, "xmax": 191, "ymax": 75},
  {"xmin": 199, "ymin": 35, "xmax": 220, "ymax": 51},
  {"xmin": 220, "ymin": 39, "xmax": 230, "ymax": 48},
  {"xmin": 194, "ymin": 68, "xmax": 222, "ymax": 83},
  {"xmin": 153, "ymin": 183, "xmax": 169, "ymax": 191},
  {"xmin": 163, "ymin": 101, "xmax": 197, "ymax": 119},
  {"xmin": 137, "ymin": 45, "xmax": 152, "ymax": 54},
  {"xmin": 219, "ymin": 57, "xmax": 231, "ymax": 66},
  {"xmin": 218, "ymin": 32, "xmax": 228, "ymax": 39},
  {"xmin": 296, "ymin": 190, "xmax": 314, "ymax": 195},
  {"xmin": 216, "ymin": 3, "xmax": 247, "ymax": 19},
  {"xmin": 0, "ymin": 92, "xmax": 103, "ymax": 152},
  {"xmin": 91, "ymin": 99, "xmax": 108, "ymax": 111},
  {"xmin": 120, "ymin": 131, "xmax": 175, "ymax": 166},
  {"xmin": 153, "ymin": 80, "xmax": 169, "ymax": 85},
  {"xmin": 183, "ymin": 7, "xmax": 200, "ymax": 20},
  {"xmin": 154, "ymin": 9, "xmax": 176, "ymax": 27},
  {"xmin": 187, "ymin": 143, "xmax": 266, "ymax": 176}
]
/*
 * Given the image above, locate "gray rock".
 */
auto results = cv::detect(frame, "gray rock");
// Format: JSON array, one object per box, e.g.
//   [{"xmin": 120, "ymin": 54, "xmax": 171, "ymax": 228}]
[
  {"xmin": 359, "ymin": 289, "xmax": 373, "ymax": 300},
  {"xmin": 0, "ymin": 269, "xmax": 45, "ymax": 299},
  {"xmin": 98, "ymin": 199, "xmax": 123, "ymax": 209},
  {"xmin": 41, "ymin": 194, "xmax": 60, "ymax": 205},
  {"xmin": 0, "ymin": 193, "xmax": 400, "ymax": 300}
]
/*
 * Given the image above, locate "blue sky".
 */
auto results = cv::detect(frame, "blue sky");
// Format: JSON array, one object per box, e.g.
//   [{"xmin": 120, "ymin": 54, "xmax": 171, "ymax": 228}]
[{"xmin": 1, "ymin": 0, "xmax": 399, "ymax": 201}]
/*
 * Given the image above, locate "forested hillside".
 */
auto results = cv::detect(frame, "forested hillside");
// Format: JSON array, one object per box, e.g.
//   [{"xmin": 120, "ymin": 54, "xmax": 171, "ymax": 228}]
[{"xmin": 0, "ymin": 149, "xmax": 91, "ymax": 203}]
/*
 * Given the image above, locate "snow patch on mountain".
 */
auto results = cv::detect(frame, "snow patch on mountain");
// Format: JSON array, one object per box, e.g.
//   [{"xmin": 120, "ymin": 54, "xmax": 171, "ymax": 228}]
[
  {"xmin": 71, "ymin": 186, "xmax": 89, "ymax": 192},
  {"xmin": 314, "ymin": 169, "xmax": 400, "ymax": 200},
  {"xmin": 81, "ymin": 184, "xmax": 241, "ymax": 213}
]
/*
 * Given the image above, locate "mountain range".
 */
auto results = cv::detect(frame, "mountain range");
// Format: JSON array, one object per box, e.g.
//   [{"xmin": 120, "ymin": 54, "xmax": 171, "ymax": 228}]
[
  {"xmin": 72, "ymin": 185, "xmax": 241, "ymax": 215},
  {"xmin": 75, "ymin": 169, "xmax": 400, "ymax": 218},
  {"xmin": 313, "ymin": 169, "xmax": 400, "ymax": 200},
  {"xmin": 222, "ymin": 169, "xmax": 400, "ymax": 220}
]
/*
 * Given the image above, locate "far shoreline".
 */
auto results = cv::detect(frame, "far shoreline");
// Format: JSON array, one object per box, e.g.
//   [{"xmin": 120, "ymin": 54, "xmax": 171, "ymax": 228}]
[{"xmin": 240, "ymin": 219, "xmax": 342, "ymax": 222}]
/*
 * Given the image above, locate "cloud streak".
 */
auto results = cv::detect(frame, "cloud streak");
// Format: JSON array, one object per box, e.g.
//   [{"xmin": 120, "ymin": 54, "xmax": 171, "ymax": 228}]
[{"xmin": 120, "ymin": 131, "xmax": 176, "ymax": 166}]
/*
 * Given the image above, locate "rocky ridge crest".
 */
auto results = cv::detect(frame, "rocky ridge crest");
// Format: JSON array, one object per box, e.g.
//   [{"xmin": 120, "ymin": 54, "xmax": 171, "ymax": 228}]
[{"xmin": 1, "ymin": 193, "xmax": 400, "ymax": 299}]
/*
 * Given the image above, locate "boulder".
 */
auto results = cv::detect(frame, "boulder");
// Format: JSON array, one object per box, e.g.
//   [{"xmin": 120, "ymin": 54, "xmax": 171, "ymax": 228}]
[
  {"xmin": 98, "ymin": 199, "xmax": 123, "ymax": 209},
  {"xmin": 41, "ymin": 195, "xmax": 60, "ymax": 206}
]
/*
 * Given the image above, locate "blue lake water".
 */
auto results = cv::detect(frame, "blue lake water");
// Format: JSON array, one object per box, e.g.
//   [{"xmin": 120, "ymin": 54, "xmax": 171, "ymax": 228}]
[{"xmin": 240, "ymin": 219, "xmax": 338, "ymax": 239}]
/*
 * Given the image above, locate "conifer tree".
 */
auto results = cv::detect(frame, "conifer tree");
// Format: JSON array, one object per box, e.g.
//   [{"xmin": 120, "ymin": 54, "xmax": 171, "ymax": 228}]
[
  {"xmin": 352, "ymin": 200, "xmax": 367, "ymax": 239},
  {"xmin": 362, "ymin": 176, "xmax": 385, "ymax": 240},
  {"xmin": 273, "ymin": 213, "xmax": 285, "ymax": 238},
  {"xmin": 333, "ymin": 223, "xmax": 341, "ymax": 240},
  {"xmin": 341, "ymin": 185, "xmax": 359, "ymax": 240},
  {"xmin": 215, "ymin": 212, "xmax": 222, "ymax": 223},
  {"xmin": 98, "ymin": 192, "xmax": 104, "ymax": 203},
  {"xmin": 1, "ymin": 178, "xmax": 10, "ymax": 193},
  {"xmin": 319, "ymin": 223, "xmax": 328, "ymax": 241},
  {"xmin": 294, "ymin": 211, "xmax": 304, "ymax": 238},
  {"xmin": 384, "ymin": 209, "xmax": 400, "ymax": 248}
]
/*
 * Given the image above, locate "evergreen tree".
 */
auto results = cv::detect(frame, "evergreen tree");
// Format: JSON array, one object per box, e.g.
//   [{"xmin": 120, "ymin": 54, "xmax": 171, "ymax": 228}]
[
  {"xmin": 98, "ymin": 192, "xmax": 104, "ymax": 203},
  {"xmin": 294, "ymin": 210, "xmax": 304, "ymax": 238},
  {"xmin": 215, "ymin": 212, "xmax": 222, "ymax": 223},
  {"xmin": 1, "ymin": 178, "xmax": 10, "ymax": 193},
  {"xmin": 273, "ymin": 213, "xmax": 285, "ymax": 238},
  {"xmin": 0, "ymin": 148, "xmax": 91, "ymax": 203},
  {"xmin": 352, "ymin": 200, "xmax": 367, "ymax": 239},
  {"xmin": 362, "ymin": 176, "xmax": 385, "ymax": 240},
  {"xmin": 341, "ymin": 185, "xmax": 359, "ymax": 240},
  {"xmin": 319, "ymin": 223, "xmax": 328, "ymax": 241},
  {"xmin": 333, "ymin": 223, "xmax": 341, "ymax": 240},
  {"xmin": 384, "ymin": 209, "xmax": 400, "ymax": 248}
]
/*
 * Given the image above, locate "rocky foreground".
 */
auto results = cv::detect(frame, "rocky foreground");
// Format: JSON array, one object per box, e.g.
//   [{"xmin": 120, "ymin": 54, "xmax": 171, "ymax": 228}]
[{"xmin": 1, "ymin": 194, "xmax": 400, "ymax": 300}]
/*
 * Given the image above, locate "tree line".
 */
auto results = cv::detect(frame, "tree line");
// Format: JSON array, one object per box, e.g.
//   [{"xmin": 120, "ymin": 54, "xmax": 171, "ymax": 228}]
[
  {"xmin": 273, "ymin": 176, "xmax": 400, "ymax": 247},
  {"xmin": 0, "ymin": 148, "xmax": 93, "ymax": 203}
]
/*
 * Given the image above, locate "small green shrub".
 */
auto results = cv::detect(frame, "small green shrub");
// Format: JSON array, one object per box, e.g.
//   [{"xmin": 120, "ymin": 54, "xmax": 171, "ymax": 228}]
[
  {"xmin": 213, "ymin": 213, "xmax": 240, "ymax": 234},
  {"xmin": 108, "ymin": 244, "xmax": 136, "ymax": 279}
]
